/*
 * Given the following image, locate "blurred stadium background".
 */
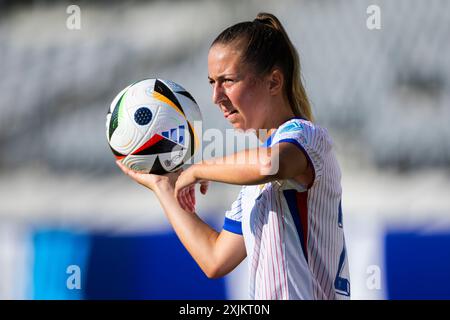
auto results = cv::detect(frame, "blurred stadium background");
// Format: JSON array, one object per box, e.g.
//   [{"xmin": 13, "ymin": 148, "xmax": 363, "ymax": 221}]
[{"xmin": 1, "ymin": 0, "xmax": 449, "ymax": 299}]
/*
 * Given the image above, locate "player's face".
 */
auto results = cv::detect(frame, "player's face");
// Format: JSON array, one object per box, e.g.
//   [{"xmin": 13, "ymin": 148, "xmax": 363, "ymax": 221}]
[{"xmin": 208, "ymin": 43, "xmax": 270, "ymax": 131}]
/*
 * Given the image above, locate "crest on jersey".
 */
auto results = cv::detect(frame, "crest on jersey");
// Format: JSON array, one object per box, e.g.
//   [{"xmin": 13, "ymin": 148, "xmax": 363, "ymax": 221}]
[{"xmin": 279, "ymin": 121, "xmax": 304, "ymax": 134}]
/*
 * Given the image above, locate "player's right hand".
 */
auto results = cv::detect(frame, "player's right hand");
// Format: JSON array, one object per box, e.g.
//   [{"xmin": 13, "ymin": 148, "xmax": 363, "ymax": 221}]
[
  {"xmin": 177, "ymin": 184, "xmax": 196, "ymax": 213},
  {"xmin": 176, "ymin": 181, "xmax": 209, "ymax": 214}
]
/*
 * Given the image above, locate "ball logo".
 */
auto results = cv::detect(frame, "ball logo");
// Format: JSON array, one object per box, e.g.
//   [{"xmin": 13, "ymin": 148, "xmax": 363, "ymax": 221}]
[
  {"xmin": 167, "ymin": 150, "xmax": 184, "ymax": 166},
  {"xmin": 134, "ymin": 107, "xmax": 153, "ymax": 125},
  {"xmin": 161, "ymin": 125, "xmax": 186, "ymax": 146}
]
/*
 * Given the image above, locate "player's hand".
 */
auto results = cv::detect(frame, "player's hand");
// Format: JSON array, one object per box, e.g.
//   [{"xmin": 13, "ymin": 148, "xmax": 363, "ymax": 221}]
[
  {"xmin": 116, "ymin": 160, "xmax": 180, "ymax": 191},
  {"xmin": 176, "ymin": 184, "xmax": 196, "ymax": 214},
  {"xmin": 116, "ymin": 161, "xmax": 198, "ymax": 213},
  {"xmin": 174, "ymin": 165, "xmax": 209, "ymax": 211}
]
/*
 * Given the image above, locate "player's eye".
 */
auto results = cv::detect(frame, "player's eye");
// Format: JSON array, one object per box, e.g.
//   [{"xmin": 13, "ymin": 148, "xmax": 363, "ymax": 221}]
[{"xmin": 222, "ymin": 79, "xmax": 235, "ymax": 87}]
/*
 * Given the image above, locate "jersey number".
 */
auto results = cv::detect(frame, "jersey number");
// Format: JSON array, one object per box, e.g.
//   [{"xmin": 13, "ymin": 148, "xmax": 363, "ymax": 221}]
[{"xmin": 334, "ymin": 200, "xmax": 350, "ymax": 296}]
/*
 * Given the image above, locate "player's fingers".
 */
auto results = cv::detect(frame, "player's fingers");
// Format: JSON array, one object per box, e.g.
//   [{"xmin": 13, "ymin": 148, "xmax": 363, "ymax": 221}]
[
  {"xmin": 185, "ymin": 188, "xmax": 195, "ymax": 213},
  {"xmin": 188, "ymin": 188, "xmax": 195, "ymax": 212},
  {"xmin": 179, "ymin": 198, "xmax": 191, "ymax": 212},
  {"xmin": 189, "ymin": 185, "xmax": 196, "ymax": 206},
  {"xmin": 179, "ymin": 188, "xmax": 193, "ymax": 213},
  {"xmin": 181, "ymin": 189, "xmax": 194, "ymax": 213},
  {"xmin": 116, "ymin": 161, "xmax": 144, "ymax": 183},
  {"xmin": 176, "ymin": 189, "xmax": 189, "ymax": 211},
  {"xmin": 116, "ymin": 160, "xmax": 130, "ymax": 175},
  {"xmin": 200, "ymin": 181, "xmax": 209, "ymax": 195},
  {"xmin": 186, "ymin": 192, "xmax": 195, "ymax": 212}
]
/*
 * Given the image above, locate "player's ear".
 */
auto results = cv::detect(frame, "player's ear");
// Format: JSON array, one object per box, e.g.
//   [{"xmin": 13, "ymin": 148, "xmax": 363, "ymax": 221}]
[{"xmin": 267, "ymin": 68, "xmax": 284, "ymax": 96}]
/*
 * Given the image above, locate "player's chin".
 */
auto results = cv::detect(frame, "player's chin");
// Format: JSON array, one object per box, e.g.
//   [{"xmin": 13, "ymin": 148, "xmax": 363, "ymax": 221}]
[{"xmin": 228, "ymin": 118, "xmax": 244, "ymax": 130}]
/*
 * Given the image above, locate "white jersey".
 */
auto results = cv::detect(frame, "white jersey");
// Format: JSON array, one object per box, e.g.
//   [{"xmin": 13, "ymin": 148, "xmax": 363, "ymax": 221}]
[{"xmin": 223, "ymin": 118, "xmax": 350, "ymax": 300}]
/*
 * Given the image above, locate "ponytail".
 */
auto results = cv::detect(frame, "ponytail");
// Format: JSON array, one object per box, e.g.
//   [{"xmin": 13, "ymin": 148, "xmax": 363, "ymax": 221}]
[{"xmin": 212, "ymin": 12, "xmax": 314, "ymax": 122}]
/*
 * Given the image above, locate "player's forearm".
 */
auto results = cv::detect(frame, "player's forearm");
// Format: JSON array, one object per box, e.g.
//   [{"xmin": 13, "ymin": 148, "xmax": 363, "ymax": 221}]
[
  {"xmin": 154, "ymin": 182, "xmax": 221, "ymax": 277},
  {"xmin": 196, "ymin": 148, "xmax": 278, "ymax": 185}
]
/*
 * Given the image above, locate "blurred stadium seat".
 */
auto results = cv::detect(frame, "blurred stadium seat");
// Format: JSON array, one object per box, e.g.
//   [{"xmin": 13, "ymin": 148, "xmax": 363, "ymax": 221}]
[{"xmin": 0, "ymin": 0, "xmax": 449, "ymax": 172}]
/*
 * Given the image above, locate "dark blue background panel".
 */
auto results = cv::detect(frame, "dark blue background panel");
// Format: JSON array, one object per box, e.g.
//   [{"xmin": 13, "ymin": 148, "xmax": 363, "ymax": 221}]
[
  {"xmin": 85, "ymin": 231, "xmax": 227, "ymax": 300},
  {"xmin": 385, "ymin": 229, "xmax": 450, "ymax": 299},
  {"xmin": 32, "ymin": 228, "xmax": 227, "ymax": 300}
]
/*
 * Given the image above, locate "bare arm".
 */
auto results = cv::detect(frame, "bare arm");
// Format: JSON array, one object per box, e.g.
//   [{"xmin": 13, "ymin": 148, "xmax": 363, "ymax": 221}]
[
  {"xmin": 175, "ymin": 142, "xmax": 313, "ymax": 196},
  {"xmin": 200, "ymin": 142, "xmax": 310, "ymax": 184},
  {"xmin": 155, "ymin": 182, "xmax": 246, "ymax": 278},
  {"xmin": 117, "ymin": 161, "xmax": 246, "ymax": 278}
]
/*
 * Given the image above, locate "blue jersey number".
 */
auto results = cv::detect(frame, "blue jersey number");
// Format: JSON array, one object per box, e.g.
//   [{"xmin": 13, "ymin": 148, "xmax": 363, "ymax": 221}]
[{"xmin": 334, "ymin": 201, "xmax": 350, "ymax": 296}]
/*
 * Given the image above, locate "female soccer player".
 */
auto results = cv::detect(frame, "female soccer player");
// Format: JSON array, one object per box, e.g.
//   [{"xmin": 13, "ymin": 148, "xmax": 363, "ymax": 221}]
[{"xmin": 117, "ymin": 12, "xmax": 350, "ymax": 300}]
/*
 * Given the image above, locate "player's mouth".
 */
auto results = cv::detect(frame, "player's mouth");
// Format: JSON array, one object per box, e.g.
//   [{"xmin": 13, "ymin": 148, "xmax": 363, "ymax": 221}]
[{"xmin": 224, "ymin": 110, "xmax": 239, "ymax": 119}]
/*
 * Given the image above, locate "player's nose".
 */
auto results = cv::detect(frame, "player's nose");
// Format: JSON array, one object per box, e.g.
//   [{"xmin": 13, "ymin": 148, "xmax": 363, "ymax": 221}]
[{"xmin": 212, "ymin": 83, "xmax": 226, "ymax": 105}]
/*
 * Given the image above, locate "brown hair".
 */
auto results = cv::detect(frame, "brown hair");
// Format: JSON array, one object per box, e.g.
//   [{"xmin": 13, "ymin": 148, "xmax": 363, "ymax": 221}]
[{"xmin": 211, "ymin": 12, "xmax": 313, "ymax": 121}]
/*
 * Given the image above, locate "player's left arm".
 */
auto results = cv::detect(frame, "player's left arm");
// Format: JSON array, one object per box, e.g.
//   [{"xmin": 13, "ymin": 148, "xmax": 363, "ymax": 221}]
[{"xmin": 175, "ymin": 142, "xmax": 312, "ymax": 196}]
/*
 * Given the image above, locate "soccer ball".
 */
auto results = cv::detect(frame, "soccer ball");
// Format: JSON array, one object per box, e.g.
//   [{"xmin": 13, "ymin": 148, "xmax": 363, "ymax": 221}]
[{"xmin": 106, "ymin": 78, "xmax": 202, "ymax": 174}]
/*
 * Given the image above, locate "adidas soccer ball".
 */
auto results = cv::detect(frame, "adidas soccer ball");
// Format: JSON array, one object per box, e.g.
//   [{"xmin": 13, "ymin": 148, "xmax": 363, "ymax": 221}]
[{"xmin": 106, "ymin": 78, "xmax": 202, "ymax": 174}]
